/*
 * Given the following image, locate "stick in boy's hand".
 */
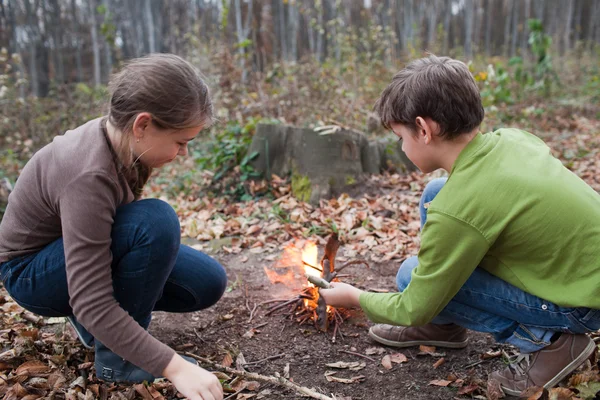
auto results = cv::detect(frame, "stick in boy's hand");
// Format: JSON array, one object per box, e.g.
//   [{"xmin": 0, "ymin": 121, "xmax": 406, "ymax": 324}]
[
  {"xmin": 319, "ymin": 281, "xmax": 364, "ymax": 309},
  {"xmin": 306, "ymin": 274, "xmax": 331, "ymax": 288}
]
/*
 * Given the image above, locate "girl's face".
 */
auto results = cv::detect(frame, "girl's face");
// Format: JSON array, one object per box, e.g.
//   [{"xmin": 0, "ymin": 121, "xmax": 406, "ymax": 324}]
[{"xmin": 131, "ymin": 113, "xmax": 203, "ymax": 168}]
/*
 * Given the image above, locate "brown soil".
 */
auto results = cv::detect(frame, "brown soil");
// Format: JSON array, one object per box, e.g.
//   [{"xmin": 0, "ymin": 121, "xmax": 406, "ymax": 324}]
[{"xmin": 150, "ymin": 249, "xmax": 510, "ymax": 400}]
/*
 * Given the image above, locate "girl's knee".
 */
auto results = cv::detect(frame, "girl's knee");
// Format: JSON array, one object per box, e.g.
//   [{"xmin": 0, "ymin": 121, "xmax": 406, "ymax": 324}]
[
  {"xmin": 396, "ymin": 256, "xmax": 418, "ymax": 291},
  {"xmin": 127, "ymin": 199, "xmax": 181, "ymax": 246}
]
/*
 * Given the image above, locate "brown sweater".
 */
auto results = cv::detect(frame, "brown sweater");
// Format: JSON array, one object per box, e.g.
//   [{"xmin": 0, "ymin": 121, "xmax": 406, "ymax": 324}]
[{"xmin": 0, "ymin": 118, "xmax": 174, "ymax": 376}]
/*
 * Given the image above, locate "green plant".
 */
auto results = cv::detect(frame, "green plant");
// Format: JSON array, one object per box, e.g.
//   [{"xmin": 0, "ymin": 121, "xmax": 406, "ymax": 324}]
[
  {"xmin": 528, "ymin": 19, "xmax": 558, "ymax": 95},
  {"xmin": 195, "ymin": 117, "xmax": 278, "ymax": 201}
]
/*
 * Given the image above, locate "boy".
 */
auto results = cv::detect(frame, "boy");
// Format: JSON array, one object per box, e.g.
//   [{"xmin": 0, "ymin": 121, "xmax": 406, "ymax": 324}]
[{"xmin": 320, "ymin": 55, "xmax": 600, "ymax": 396}]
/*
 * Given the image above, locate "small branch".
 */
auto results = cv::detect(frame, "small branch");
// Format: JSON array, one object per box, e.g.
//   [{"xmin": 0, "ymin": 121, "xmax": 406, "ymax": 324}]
[
  {"xmin": 265, "ymin": 298, "xmax": 301, "ymax": 316},
  {"xmin": 338, "ymin": 350, "xmax": 376, "ymax": 362},
  {"xmin": 247, "ymin": 303, "xmax": 258, "ymax": 323},
  {"xmin": 243, "ymin": 353, "xmax": 285, "ymax": 367},
  {"xmin": 335, "ymin": 260, "xmax": 370, "ymax": 273},
  {"xmin": 182, "ymin": 352, "xmax": 334, "ymax": 400}
]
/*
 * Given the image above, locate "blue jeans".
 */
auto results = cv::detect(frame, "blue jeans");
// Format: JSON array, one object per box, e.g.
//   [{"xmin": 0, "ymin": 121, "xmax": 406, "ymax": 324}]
[
  {"xmin": 398, "ymin": 178, "xmax": 600, "ymax": 353},
  {"xmin": 0, "ymin": 199, "xmax": 227, "ymax": 331}
]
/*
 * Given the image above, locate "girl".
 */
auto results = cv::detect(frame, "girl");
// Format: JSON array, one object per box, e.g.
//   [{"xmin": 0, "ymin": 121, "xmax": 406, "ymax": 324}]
[{"xmin": 0, "ymin": 54, "xmax": 226, "ymax": 400}]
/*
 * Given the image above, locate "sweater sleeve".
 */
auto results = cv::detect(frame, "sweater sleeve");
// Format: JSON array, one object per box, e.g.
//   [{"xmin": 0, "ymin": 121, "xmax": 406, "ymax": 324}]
[
  {"xmin": 359, "ymin": 211, "xmax": 490, "ymax": 326},
  {"xmin": 59, "ymin": 172, "xmax": 174, "ymax": 376}
]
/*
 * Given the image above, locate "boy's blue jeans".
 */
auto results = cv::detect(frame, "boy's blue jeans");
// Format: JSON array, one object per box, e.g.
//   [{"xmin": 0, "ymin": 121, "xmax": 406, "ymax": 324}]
[
  {"xmin": 399, "ymin": 178, "xmax": 600, "ymax": 353},
  {"xmin": 0, "ymin": 199, "xmax": 227, "ymax": 332}
]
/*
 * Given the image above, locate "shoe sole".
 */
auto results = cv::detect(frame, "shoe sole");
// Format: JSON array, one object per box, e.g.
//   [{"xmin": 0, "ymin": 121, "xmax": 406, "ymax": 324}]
[
  {"xmin": 368, "ymin": 329, "xmax": 469, "ymax": 349},
  {"xmin": 500, "ymin": 339, "xmax": 597, "ymax": 397}
]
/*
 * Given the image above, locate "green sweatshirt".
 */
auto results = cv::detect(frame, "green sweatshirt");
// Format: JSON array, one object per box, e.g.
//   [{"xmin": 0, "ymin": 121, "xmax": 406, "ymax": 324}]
[{"xmin": 359, "ymin": 129, "xmax": 600, "ymax": 326}]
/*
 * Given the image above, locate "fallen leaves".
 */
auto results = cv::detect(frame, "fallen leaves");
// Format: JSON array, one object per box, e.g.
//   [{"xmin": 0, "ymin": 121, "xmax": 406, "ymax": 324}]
[{"xmin": 380, "ymin": 353, "xmax": 407, "ymax": 370}]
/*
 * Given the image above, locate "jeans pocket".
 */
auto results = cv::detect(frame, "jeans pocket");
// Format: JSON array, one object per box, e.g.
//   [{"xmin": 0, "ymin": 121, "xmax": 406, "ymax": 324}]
[{"xmin": 567, "ymin": 308, "xmax": 600, "ymax": 332}]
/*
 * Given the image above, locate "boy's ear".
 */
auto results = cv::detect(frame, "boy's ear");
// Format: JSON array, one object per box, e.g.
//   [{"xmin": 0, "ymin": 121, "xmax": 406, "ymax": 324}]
[{"xmin": 415, "ymin": 116, "xmax": 433, "ymax": 144}]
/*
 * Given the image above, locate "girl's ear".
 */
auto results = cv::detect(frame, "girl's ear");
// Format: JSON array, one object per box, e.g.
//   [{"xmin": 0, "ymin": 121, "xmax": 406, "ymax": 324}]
[{"xmin": 132, "ymin": 112, "xmax": 152, "ymax": 140}]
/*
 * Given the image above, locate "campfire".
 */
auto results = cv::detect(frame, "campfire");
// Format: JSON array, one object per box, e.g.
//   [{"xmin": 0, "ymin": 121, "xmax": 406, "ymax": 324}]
[{"xmin": 262, "ymin": 234, "xmax": 368, "ymax": 341}]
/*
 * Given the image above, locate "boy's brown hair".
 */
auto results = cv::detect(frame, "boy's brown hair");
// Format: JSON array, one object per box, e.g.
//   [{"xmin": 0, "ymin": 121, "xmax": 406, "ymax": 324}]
[{"xmin": 374, "ymin": 55, "xmax": 484, "ymax": 139}]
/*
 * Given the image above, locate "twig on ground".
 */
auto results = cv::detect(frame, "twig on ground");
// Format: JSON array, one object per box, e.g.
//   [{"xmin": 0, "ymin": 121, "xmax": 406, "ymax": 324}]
[
  {"xmin": 182, "ymin": 352, "xmax": 334, "ymax": 400},
  {"xmin": 338, "ymin": 350, "xmax": 376, "ymax": 362},
  {"xmin": 193, "ymin": 328, "xmax": 207, "ymax": 343},
  {"xmin": 251, "ymin": 322, "xmax": 268, "ymax": 330},
  {"xmin": 243, "ymin": 353, "xmax": 285, "ymax": 367},
  {"xmin": 265, "ymin": 297, "xmax": 301, "ymax": 316},
  {"xmin": 335, "ymin": 260, "xmax": 370, "ymax": 273},
  {"xmin": 247, "ymin": 303, "xmax": 259, "ymax": 323}
]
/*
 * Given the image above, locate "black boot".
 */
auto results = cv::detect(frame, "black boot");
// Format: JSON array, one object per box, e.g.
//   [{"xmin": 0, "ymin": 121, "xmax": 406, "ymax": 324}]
[
  {"xmin": 95, "ymin": 341, "xmax": 199, "ymax": 383},
  {"xmin": 67, "ymin": 315, "xmax": 95, "ymax": 350},
  {"xmin": 95, "ymin": 341, "xmax": 156, "ymax": 383}
]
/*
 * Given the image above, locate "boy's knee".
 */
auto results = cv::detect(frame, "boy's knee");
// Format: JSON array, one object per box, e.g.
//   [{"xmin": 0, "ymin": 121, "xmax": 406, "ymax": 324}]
[
  {"xmin": 422, "ymin": 178, "xmax": 448, "ymax": 203},
  {"xmin": 396, "ymin": 256, "xmax": 419, "ymax": 291}
]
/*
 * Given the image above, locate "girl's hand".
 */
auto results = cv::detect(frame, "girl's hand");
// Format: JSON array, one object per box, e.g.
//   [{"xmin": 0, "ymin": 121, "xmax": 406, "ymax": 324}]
[
  {"xmin": 163, "ymin": 354, "xmax": 223, "ymax": 400},
  {"xmin": 319, "ymin": 282, "xmax": 364, "ymax": 308}
]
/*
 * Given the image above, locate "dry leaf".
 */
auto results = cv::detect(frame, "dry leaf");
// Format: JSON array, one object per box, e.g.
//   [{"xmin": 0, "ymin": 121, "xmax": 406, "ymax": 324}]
[
  {"xmin": 486, "ymin": 378, "xmax": 505, "ymax": 400},
  {"xmin": 325, "ymin": 361, "xmax": 365, "ymax": 371},
  {"xmin": 283, "ymin": 363, "xmax": 290, "ymax": 379},
  {"xmin": 482, "ymin": 350, "xmax": 502, "ymax": 360},
  {"xmin": 47, "ymin": 372, "xmax": 67, "ymax": 389},
  {"xmin": 418, "ymin": 345, "xmax": 436, "ymax": 354},
  {"xmin": 16, "ymin": 360, "xmax": 50, "ymax": 377},
  {"xmin": 432, "ymin": 358, "xmax": 445, "ymax": 369},
  {"xmin": 221, "ymin": 353, "xmax": 233, "ymax": 368},
  {"xmin": 457, "ymin": 384, "xmax": 479, "ymax": 395},
  {"xmin": 242, "ymin": 329, "xmax": 256, "ymax": 339},
  {"xmin": 133, "ymin": 384, "xmax": 155, "ymax": 400},
  {"xmin": 521, "ymin": 386, "xmax": 547, "ymax": 400},
  {"xmin": 548, "ymin": 387, "xmax": 575, "ymax": 400},
  {"xmin": 324, "ymin": 371, "xmax": 365, "ymax": 384},
  {"xmin": 381, "ymin": 355, "xmax": 392, "ymax": 370},
  {"xmin": 236, "ymin": 352, "xmax": 247, "ymax": 371},
  {"xmin": 364, "ymin": 347, "xmax": 385, "ymax": 355},
  {"xmin": 429, "ymin": 379, "xmax": 452, "ymax": 387},
  {"xmin": 389, "ymin": 353, "xmax": 407, "ymax": 364}
]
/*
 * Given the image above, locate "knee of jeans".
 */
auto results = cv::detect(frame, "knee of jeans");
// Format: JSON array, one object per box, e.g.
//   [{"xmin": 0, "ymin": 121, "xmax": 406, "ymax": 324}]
[
  {"xmin": 421, "ymin": 178, "xmax": 448, "ymax": 205},
  {"xmin": 396, "ymin": 256, "xmax": 418, "ymax": 291},
  {"xmin": 135, "ymin": 199, "xmax": 181, "ymax": 246}
]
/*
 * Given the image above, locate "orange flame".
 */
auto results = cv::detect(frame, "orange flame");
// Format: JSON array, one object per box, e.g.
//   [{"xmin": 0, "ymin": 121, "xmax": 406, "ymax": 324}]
[{"xmin": 263, "ymin": 239, "xmax": 319, "ymax": 293}]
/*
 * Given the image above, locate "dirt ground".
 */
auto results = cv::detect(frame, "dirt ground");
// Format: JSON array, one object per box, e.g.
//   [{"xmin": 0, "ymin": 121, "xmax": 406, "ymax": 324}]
[{"xmin": 150, "ymin": 247, "xmax": 510, "ymax": 400}]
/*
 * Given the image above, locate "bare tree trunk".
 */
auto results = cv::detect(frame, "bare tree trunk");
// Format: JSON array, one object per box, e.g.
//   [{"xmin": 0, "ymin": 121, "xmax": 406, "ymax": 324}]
[
  {"xmin": 89, "ymin": 0, "xmax": 102, "ymax": 86},
  {"xmin": 145, "ymin": 0, "xmax": 156, "ymax": 53},
  {"xmin": 510, "ymin": 0, "xmax": 519, "ymax": 56},
  {"xmin": 563, "ymin": 0, "xmax": 574, "ymax": 54},
  {"xmin": 47, "ymin": 0, "xmax": 65, "ymax": 84},
  {"xmin": 521, "ymin": 0, "xmax": 530, "ymax": 57},
  {"xmin": 442, "ymin": 0, "xmax": 451, "ymax": 54},
  {"xmin": 288, "ymin": 0, "xmax": 298, "ymax": 61},
  {"xmin": 71, "ymin": 0, "xmax": 83, "ymax": 82},
  {"xmin": 588, "ymin": 0, "xmax": 598, "ymax": 50},
  {"xmin": 316, "ymin": 0, "xmax": 324, "ymax": 62},
  {"xmin": 279, "ymin": 0, "xmax": 287, "ymax": 60},
  {"xmin": 485, "ymin": 0, "xmax": 492, "ymax": 55},
  {"xmin": 503, "ymin": 0, "xmax": 512, "ymax": 56},
  {"xmin": 464, "ymin": 0, "xmax": 474, "ymax": 59},
  {"xmin": 102, "ymin": 0, "xmax": 113, "ymax": 81},
  {"xmin": 24, "ymin": 0, "xmax": 40, "ymax": 96},
  {"xmin": 426, "ymin": 0, "xmax": 437, "ymax": 50},
  {"xmin": 7, "ymin": 0, "xmax": 26, "ymax": 98}
]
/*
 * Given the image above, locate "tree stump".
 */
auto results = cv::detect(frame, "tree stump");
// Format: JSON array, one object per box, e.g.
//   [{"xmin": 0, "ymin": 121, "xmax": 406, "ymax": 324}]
[{"xmin": 247, "ymin": 124, "xmax": 415, "ymax": 204}]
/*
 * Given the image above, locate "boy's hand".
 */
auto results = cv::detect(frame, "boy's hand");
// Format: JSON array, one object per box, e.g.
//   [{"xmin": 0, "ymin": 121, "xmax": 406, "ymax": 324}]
[{"xmin": 319, "ymin": 282, "xmax": 364, "ymax": 308}]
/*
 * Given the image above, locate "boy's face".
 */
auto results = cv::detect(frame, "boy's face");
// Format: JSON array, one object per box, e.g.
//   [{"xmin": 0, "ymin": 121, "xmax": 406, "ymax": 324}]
[{"xmin": 390, "ymin": 121, "xmax": 439, "ymax": 173}]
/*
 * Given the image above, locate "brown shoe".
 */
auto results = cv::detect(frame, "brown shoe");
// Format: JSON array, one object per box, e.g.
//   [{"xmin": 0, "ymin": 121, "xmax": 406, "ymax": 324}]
[
  {"xmin": 490, "ymin": 333, "xmax": 596, "ymax": 396},
  {"xmin": 368, "ymin": 323, "xmax": 469, "ymax": 348}
]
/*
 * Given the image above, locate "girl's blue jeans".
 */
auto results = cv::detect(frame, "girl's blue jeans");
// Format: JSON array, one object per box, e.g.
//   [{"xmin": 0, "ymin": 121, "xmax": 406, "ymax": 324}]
[
  {"xmin": 0, "ymin": 199, "xmax": 227, "ymax": 331},
  {"xmin": 399, "ymin": 178, "xmax": 600, "ymax": 353}
]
